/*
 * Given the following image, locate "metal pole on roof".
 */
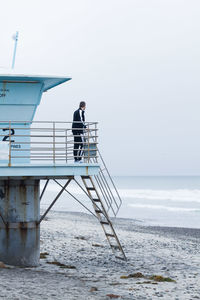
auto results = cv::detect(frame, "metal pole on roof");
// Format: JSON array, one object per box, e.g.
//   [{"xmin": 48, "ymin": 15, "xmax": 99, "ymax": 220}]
[{"xmin": 12, "ymin": 31, "xmax": 19, "ymax": 69}]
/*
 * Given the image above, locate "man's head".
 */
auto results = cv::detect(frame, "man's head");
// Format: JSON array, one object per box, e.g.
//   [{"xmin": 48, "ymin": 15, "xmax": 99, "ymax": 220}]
[{"xmin": 79, "ymin": 101, "xmax": 86, "ymax": 111}]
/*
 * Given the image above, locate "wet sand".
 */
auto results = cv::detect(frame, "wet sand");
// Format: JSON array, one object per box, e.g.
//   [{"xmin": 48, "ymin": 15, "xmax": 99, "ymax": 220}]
[{"xmin": 0, "ymin": 211, "xmax": 200, "ymax": 299}]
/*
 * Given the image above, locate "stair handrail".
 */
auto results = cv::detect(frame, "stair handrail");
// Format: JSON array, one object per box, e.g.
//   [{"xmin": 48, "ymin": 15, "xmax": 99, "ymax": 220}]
[{"xmin": 88, "ymin": 132, "xmax": 122, "ymax": 216}]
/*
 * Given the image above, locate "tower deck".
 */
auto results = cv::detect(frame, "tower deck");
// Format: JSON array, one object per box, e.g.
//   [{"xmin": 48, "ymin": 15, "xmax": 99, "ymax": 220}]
[{"xmin": 0, "ymin": 163, "xmax": 100, "ymax": 179}]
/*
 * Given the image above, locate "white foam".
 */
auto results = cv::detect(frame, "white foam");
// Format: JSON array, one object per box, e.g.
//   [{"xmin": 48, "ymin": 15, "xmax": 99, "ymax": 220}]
[
  {"xmin": 42, "ymin": 183, "xmax": 200, "ymax": 204},
  {"xmin": 118, "ymin": 188, "xmax": 200, "ymax": 203}
]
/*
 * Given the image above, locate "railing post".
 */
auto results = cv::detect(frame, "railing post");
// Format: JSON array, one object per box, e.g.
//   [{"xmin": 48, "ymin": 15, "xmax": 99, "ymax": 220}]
[
  {"xmin": 8, "ymin": 121, "xmax": 11, "ymax": 167},
  {"xmin": 95, "ymin": 122, "xmax": 97, "ymax": 162},
  {"xmin": 65, "ymin": 129, "xmax": 68, "ymax": 163},
  {"xmin": 87, "ymin": 123, "xmax": 90, "ymax": 163},
  {"xmin": 53, "ymin": 122, "xmax": 55, "ymax": 164}
]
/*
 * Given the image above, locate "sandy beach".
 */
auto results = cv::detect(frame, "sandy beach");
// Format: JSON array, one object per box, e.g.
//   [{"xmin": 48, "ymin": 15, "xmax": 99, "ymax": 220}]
[{"xmin": 0, "ymin": 210, "xmax": 200, "ymax": 299}]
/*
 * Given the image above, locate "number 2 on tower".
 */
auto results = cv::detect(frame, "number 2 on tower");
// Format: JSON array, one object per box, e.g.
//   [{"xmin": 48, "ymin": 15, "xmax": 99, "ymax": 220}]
[{"xmin": 2, "ymin": 128, "xmax": 15, "ymax": 142}]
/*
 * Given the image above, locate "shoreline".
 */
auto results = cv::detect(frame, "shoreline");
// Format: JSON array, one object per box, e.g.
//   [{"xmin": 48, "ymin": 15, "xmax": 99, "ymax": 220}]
[
  {"xmin": 50, "ymin": 209, "xmax": 200, "ymax": 233},
  {"xmin": 0, "ymin": 210, "xmax": 200, "ymax": 299}
]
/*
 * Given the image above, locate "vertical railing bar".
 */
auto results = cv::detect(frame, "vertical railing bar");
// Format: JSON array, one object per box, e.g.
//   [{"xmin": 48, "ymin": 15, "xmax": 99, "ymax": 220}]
[
  {"xmin": 53, "ymin": 122, "xmax": 55, "ymax": 164},
  {"xmin": 30, "ymin": 122, "xmax": 32, "ymax": 161},
  {"xmin": 65, "ymin": 129, "xmax": 68, "ymax": 163},
  {"xmin": 8, "ymin": 121, "xmax": 11, "ymax": 167},
  {"xmin": 95, "ymin": 123, "xmax": 97, "ymax": 163},
  {"xmin": 87, "ymin": 124, "xmax": 90, "ymax": 163}
]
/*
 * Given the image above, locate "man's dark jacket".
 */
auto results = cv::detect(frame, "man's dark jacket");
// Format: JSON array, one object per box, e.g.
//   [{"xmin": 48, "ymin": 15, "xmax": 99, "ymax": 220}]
[{"xmin": 72, "ymin": 109, "xmax": 85, "ymax": 135}]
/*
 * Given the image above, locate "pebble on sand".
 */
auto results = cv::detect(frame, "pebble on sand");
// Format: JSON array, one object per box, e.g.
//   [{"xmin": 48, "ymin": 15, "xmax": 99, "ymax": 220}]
[
  {"xmin": 106, "ymin": 294, "xmax": 120, "ymax": 299},
  {"xmin": 0, "ymin": 262, "xmax": 6, "ymax": 268}
]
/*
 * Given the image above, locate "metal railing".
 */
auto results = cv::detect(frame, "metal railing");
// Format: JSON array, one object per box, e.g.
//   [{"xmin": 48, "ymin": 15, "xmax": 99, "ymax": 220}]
[
  {"xmin": 0, "ymin": 120, "xmax": 122, "ymax": 217},
  {"xmin": 87, "ymin": 133, "xmax": 122, "ymax": 217},
  {"xmin": 0, "ymin": 121, "xmax": 98, "ymax": 165}
]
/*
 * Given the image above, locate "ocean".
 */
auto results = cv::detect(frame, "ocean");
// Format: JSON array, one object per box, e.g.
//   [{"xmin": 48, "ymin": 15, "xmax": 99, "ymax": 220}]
[{"xmin": 40, "ymin": 176, "xmax": 200, "ymax": 229}]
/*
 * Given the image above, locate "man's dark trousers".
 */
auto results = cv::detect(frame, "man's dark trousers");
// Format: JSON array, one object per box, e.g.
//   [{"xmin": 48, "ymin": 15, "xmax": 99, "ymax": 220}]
[
  {"xmin": 72, "ymin": 108, "xmax": 85, "ymax": 161},
  {"xmin": 74, "ymin": 134, "xmax": 83, "ymax": 161}
]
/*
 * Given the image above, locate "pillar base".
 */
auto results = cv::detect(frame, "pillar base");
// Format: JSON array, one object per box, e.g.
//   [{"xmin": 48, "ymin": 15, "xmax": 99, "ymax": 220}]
[
  {"xmin": 0, "ymin": 179, "xmax": 40, "ymax": 267},
  {"xmin": 0, "ymin": 225, "xmax": 40, "ymax": 266}
]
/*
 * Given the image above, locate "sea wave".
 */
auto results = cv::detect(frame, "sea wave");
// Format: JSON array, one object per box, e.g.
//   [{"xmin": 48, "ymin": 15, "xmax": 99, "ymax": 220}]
[
  {"xmin": 128, "ymin": 203, "xmax": 200, "ymax": 212},
  {"xmin": 118, "ymin": 189, "xmax": 200, "ymax": 203},
  {"xmin": 42, "ymin": 184, "xmax": 200, "ymax": 204}
]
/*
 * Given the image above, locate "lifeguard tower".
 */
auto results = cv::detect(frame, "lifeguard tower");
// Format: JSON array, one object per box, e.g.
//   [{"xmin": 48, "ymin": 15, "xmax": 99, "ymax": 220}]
[{"xmin": 0, "ymin": 72, "xmax": 126, "ymax": 266}]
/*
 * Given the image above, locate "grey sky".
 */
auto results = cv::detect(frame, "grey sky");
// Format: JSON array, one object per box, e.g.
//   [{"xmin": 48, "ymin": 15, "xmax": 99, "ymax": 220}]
[{"xmin": 0, "ymin": 0, "xmax": 199, "ymax": 176}]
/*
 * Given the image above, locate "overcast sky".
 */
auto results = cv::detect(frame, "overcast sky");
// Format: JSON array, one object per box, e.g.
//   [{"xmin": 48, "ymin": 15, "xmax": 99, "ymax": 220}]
[{"xmin": 0, "ymin": 0, "xmax": 200, "ymax": 176}]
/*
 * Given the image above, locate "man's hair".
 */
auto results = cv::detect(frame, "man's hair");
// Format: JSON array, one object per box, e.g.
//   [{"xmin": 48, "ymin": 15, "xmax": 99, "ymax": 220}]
[{"xmin": 79, "ymin": 101, "xmax": 86, "ymax": 108}]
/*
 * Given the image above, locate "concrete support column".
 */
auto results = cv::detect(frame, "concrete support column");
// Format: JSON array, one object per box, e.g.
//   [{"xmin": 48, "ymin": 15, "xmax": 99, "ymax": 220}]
[{"xmin": 0, "ymin": 179, "xmax": 40, "ymax": 266}]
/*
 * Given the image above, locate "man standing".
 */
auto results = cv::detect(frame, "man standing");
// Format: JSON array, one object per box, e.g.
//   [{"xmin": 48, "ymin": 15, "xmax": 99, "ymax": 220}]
[{"xmin": 72, "ymin": 101, "xmax": 86, "ymax": 162}]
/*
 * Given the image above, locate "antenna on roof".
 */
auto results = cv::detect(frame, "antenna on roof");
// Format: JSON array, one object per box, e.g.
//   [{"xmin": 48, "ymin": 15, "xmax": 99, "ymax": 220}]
[{"xmin": 11, "ymin": 31, "xmax": 19, "ymax": 69}]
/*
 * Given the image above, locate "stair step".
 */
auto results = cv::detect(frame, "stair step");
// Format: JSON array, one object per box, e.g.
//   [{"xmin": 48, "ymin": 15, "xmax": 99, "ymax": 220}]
[
  {"xmin": 105, "ymin": 233, "xmax": 115, "ymax": 238},
  {"xmin": 82, "ymin": 176, "xmax": 90, "ymax": 179},
  {"xmin": 100, "ymin": 221, "xmax": 109, "ymax": 225},
  {"xmin": 115, "ymin": 256, "xmax": 126, "ymax": 261},
  {"xmin": 93, "ymin": 199, "xmax": 101, "ymax": 202},
  {"xmin": 95, "ymin": 209, "xmax": 103, "ymax": 214},
  {"xmin": 87, "ymin": 187, "xmax": 95, "ymax": 191},
  {"xmin": 110, "ymin": 244, "xmax": 120, "ymax": 250}
]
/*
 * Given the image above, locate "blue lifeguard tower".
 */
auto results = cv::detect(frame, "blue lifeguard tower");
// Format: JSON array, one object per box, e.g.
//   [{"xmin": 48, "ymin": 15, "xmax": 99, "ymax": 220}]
[{"xmin": 0, "ymin": 71, "xmax": 126, "ymax": 266}]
